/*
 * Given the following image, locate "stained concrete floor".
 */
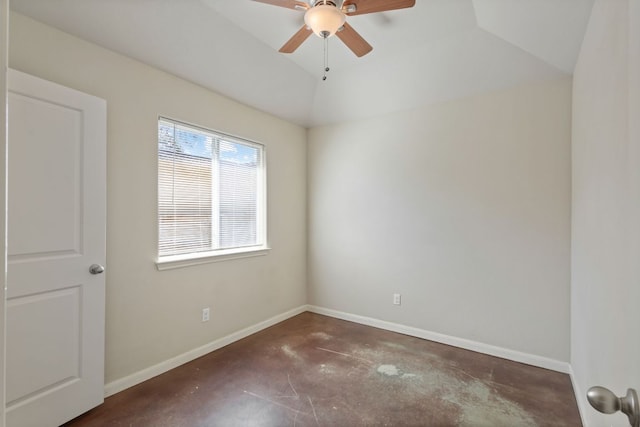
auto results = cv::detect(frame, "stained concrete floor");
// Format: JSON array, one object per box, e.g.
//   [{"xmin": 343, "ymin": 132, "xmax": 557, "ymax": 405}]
[{"xmin": 64, "ymin": 312, "xmax": 582, "ymax": 426}]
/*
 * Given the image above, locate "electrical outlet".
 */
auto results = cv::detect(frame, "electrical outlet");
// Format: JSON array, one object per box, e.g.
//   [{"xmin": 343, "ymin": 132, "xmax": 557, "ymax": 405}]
[
  {"xmin": 202, "ymin": 307, "xmax": 210, "ymax": 322},
  {"xmin": 393, "ymin": 293, "xmax": 401, "ymax": 305}
]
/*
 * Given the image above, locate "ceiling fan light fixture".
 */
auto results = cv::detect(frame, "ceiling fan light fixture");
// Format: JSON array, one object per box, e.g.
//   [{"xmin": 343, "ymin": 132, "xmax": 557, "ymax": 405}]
[{"xmin": 304, "ymin": 5, "xmax": 346, "ymax": 38}]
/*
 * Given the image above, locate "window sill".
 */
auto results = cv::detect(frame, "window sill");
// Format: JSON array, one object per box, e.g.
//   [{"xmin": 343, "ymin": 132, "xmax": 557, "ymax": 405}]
[{"xmin": 156, "ymin": 246, "xmax": 270, "ymax": 271}]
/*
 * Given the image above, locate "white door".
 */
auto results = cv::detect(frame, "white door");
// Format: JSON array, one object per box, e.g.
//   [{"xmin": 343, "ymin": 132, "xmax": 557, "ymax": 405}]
[{"xmin": 5, "ymin": 69, "xmax": 106, "ymax": 427}]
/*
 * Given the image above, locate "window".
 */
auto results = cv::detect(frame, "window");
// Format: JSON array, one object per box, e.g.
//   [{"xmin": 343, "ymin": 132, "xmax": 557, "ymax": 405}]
[{"xmin": 157, "ymin": 118, "xmax": 267, "ymax": 268}]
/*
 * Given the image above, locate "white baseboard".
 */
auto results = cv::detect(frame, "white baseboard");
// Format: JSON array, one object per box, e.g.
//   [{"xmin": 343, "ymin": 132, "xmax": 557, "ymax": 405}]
[
  {"xmin": 307, "ymin": 305, "xmax": 571, "ymax": 374},
  {"xmin": 104, "ymin": 305, "xmax": 308, "ymax": 397},
  {"xmin": 105, "ymin": 304, "xmax": 572, "ymax": 399}
]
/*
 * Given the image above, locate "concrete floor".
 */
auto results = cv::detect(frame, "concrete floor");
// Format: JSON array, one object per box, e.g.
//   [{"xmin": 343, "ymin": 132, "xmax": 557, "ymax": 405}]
[{"xmin": 64, "ymin": 312, "xmax": 582, "ymax": 426}]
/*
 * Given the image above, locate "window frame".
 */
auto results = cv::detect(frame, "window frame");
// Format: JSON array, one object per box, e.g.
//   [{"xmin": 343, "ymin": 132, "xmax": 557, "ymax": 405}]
[{"xmin": 156, "ymin": 117, "xmax": 269, "ymax": 270}]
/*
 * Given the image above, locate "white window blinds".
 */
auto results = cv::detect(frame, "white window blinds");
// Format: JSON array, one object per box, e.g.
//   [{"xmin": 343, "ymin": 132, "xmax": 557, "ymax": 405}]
[{"xmin": 158, "ymin": 118, "xmax": 265, "ymax": 259}]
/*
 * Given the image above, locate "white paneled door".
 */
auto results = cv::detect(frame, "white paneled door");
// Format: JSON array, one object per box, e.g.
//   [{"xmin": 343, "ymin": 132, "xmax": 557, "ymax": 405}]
[{"xmin": 6, "ymin": 69, "xmax": 106, "ymax": 427}]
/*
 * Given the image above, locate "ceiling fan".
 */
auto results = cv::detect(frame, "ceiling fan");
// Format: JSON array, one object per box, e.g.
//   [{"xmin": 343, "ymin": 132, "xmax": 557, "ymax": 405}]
[{"xmin": 252, "ymin": 0, "xmax": 416, "ymax": 58}]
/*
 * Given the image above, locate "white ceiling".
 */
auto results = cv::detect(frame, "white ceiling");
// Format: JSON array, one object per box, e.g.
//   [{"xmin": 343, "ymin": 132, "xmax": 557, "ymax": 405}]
[{"xmin": 10, "ymin": 0, "xmax": 595, "ymax": 127}]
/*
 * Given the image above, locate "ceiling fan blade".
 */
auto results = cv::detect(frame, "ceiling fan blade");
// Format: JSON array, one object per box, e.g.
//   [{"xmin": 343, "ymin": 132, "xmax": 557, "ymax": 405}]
[
  {"xmin": 336, "ymin": 22, "xmax": 373, "ymax": 57},
  {"xmin": 279, "ymin": 25, "xmax": 313, "ymax": 53},
  {"xmin": 343, "ymin": 0, "xmax": 415, "ymax": 16},
  {"xmin": 252, "ymin": 0, "xmax": 308, "ymax": 10}
]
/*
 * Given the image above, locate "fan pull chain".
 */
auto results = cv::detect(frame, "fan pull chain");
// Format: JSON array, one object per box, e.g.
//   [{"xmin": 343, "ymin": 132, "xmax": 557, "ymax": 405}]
[{"xmin": 322, "ymin": 37, "xmax": 330, "ymax": 81}]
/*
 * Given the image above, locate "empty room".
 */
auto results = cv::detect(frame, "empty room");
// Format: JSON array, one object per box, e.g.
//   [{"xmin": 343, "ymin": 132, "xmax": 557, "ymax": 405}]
[{"xmin": 0, "ymin": 0, "xmax": 639, "ymax": 426}]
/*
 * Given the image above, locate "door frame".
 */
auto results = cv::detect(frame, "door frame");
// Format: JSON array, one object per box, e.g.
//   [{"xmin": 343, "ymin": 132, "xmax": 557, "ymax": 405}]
[{"xmin": 1, "ymin": 0, "xmax": 8, "ymax": 426}]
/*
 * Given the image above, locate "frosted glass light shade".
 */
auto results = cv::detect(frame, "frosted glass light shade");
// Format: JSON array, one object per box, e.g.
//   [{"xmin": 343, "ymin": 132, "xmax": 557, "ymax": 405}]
[{"xmin": 304, "ymin": 5, "xmax": 346, "ymax": 38}]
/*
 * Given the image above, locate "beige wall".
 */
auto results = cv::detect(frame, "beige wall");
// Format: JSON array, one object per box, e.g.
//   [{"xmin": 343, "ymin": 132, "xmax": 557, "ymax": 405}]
[
  {"xmin": 9, "ymin": 12, "xmax": 307, "ymax": 385},
  {"xmin": 571, "ymin": 0, "xmax": 640, "ymax": 425},
  {"xmin": 308, "ymin": 78, "xmax": 572, "ymax": 362}
]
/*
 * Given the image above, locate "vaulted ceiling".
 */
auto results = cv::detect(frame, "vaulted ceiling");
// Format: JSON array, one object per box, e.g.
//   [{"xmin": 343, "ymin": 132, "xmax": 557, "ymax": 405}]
[{"xmin": 10, "ymin": 0, "xmax": 595, "ymax": 127}]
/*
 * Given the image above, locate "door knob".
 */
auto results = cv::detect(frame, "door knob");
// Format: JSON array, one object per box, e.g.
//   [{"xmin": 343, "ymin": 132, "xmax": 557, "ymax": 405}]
[
  {"xmin": 89, "ymin": 264, "xmax": 105, "ymax": 275},
  {"xmin": 587, "ymin": 386, "xmax": 639, "ymax": 427}
]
